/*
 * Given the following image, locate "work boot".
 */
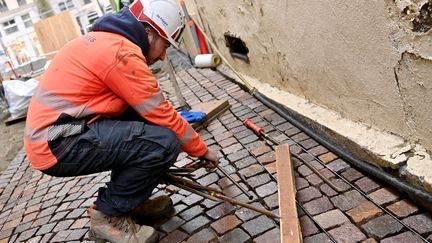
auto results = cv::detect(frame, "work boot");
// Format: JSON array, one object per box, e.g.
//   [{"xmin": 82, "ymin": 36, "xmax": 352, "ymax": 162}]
[
  {"xmin": 88, "ymin": 206, "xmax": 158, "ymax": 243},
  {"xmin": 131, "ymin": 195, "xmax": 175, "ymax": 223}
]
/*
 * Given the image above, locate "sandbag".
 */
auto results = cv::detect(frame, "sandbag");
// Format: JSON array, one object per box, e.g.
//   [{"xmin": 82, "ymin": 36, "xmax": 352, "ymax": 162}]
[{"xmin": 3, "ymin": 78, "xmax": 39, "ymax": 119}]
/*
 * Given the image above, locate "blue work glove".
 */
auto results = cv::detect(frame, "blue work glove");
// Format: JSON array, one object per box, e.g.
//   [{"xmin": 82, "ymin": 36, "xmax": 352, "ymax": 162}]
[{"xmin": 180, "ymin": 111, "xmax": 206, "ymax": 123}]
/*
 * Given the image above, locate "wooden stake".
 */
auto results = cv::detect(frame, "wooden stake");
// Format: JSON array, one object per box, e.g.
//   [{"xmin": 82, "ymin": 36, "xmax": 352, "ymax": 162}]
[{"xmin": 276, "ymin": 144, "xmax": 303, "ymax": 243}]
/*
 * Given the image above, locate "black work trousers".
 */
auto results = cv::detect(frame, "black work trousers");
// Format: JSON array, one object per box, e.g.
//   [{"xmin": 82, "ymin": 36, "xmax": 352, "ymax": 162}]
[{"xmin": 42, "ymin": 118, "xmax": 181, "ymax": 216}]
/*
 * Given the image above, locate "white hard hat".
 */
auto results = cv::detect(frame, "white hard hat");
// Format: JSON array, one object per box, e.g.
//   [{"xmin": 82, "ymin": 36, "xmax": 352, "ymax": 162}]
[{"xmin": 129, "ymin": 0, "xmax": 185, "ymax": 48}]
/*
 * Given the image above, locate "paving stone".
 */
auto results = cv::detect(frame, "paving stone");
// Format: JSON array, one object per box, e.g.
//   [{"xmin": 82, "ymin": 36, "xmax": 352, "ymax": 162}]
[
  {"xmin": 257, "ymin": 152, "xmax": 276, "ymax": 164},
  {"xmin": 179, "ymin": 205, "xmax": 203, "ymax": 221},
  {"xmin": 16, "ymin": 228, "xmax": 38, "ymax": 242},
  {"xmin": 181, "ymin": 215, "xmax": 210, "ymax": 234},
  {"xmin": 14, "ymin": 221, "xmax": 32, "ymax": 234},
  {"xmin": 239, "ymin": 164, "xmax": 265, "ymax": 178},
  {"xmin": 305, "ymin": 174, "xmax": 323, "ymax": 186},
  {"xmin": 263, "ymin": 193, "xmax": 279, "ymax": 209},
  {"xmin": 331, "ymin": 190, "xmax": 367, "ymax": 211},
  {"xmin": 246, "ymin": 173, "xmax": 271, "ymax": 188},
  {"xmin": 297, "ymin": 187, "xmax": 322, "ymax": 203},
  {"xmin": 299, "ymin": 215, "xmax": 319, "ymax": 237},
  {"xmin": 70, "ymin": 218, "xmax": 90, "ymax": 229},
  {"xmin": 160, "ymin": 230, "xmax": 188, "ymax": 243},
  {"xmin": 361, "ymin": 215, "xmax": 403, "ymax": 238},
  {"xmin": 320, "ymin": 183, "xmax": 338, "ymax": 197},
  {"xmin": 218, "ymin": 137, "xmax": 238, "ymax": 148},
  {"xmin": 235, "ymin": 202, "xmax": 262, "ymax": 221},
  {"xmin": 346, "ymin": 201, "xmax": 383, "ymax": 223},
  {"xmin": 295, "ymin": 177, "xmax": 309, "ymax": 190},
  {"xmin": 303, "ymin": 196, "xmax": 334, "ymax": 215},
  {"xmin": 256, "ymin": 181, "xmax": 277, "ymax": 198},
  {"xmin": 313, "ymin": 209, "xmax": 349, "ymax": 229},
  {"xmin": 36, "ymin": 223, "xmax": 57, "ymax": 235},
  {"xmin": 354, "ymin": 177, "xmax": 381, "ymax": 193},
  {"xmin": 308, "ymin": 145, "xmax": 328, "ymax": 156},
  {"xmin": 222, "ymin": 143, "xmax": 243, "ymax": 155},
  {"xmin": 292, "ymin": 133, "xmax": 309, "ymax": 142},
  {"xmin": 26, "ymin": 236, "xmax": 42, "ymax": 243},
  {"xmin": 206, "ymin": 202, "xmax": 236, "ymax": 220},
  {"xmin": 182, "ymin": 193, "xmax": 204, "ymax": 206},
  {"xmin": 402, "ymin": 213, "xmax": 432, "ymax": 234},
  {"xmin": 329, "ymin": 178, "xmax": 351, "ymax": 192},
  {"xmin": 381, "ymin": 231, "xmax": 424, "ymax": 243},
  {"xmin": 264, "ymin": 162, "xmax": 277, "ymax": 174},
  {"xmin": 0, "ymin": 228, "xmax": 13, "ymax": 240},
  {"xmin": 235, "ymin": 156, "xmax": 257, "ymax": 169},
  {"xmin": 285, "ymin": 127, "xmax": 301, "ymax": 136},
  {"xmin": 327, "ymin": 159, "xmax": 350, "ymax": 173},
  {"xmin": 185, "ymin": 228, "xmax": 218, "ymax": 243},
  {"xmin": 386, "ymin": 199, "xmax": 419, "ymax": 218},
  {"xmin": 214, "ymin": 131, "xmax": 234, "ymax": 143},
  {"xmin": 160, "ymin": 216, "xmax": 185, "ymax": 233},
  {"xmin": 21, "ymin": 211, "xmax": 38, "ymax": 223},
  {"xmin": 211, "ymin": 215, "xmax": 242, "ymax": 234},
  {"xmin": 253, "ymin": 228, "xmax": 280, "ymax": 243},
  {"xmin": 297, "ymin": 165, "xmax": 313, "ymax": 177},
  {"xmin": 219, "ymin": 228, "xmax": 251, "ymax": 243},
  {"xmin": 341, "ymin": 168, "xmax": 364, "ymax": 182},
  {"xmin": 38, "ymin": 205, "xmax": 57, "ymax": 218},
  {"xmin": 318, "ymin": 152, "xmax": 338, "ymax": 164},
  {"xmin": 290, "ymin": 145, "xmax": 303, "ymax": 156},
  {"xmin": 329, "ymin": 223, "xmax": 367, "ymax": 243},
  {"xmin": 242, "ymin": 215, "xmax": 274, "ymax": 237},
  {"xmin": 251, "ymin": 146, "xmax": 272, "ymax": 157},
  {"xmin": 303, "ymin": 233, "xmax": 332, "ymax": 243},
  {"xmin": 65, "ymin": 229, "xmax": 87, "ymax": 241},
  {"xmin": 226, "ymin": 149, "xmax": 250, "ymax": 163},
  {"xmin": 31, "ymin": 215, "xmax": 51, "ymax": 228},
  {"xmin": 53, "ymin": 219, "xmax": 74, "ymax": 232},
  {"xmin": 368, "ymin": 188, "xmax": 399, "ymax": 205}
]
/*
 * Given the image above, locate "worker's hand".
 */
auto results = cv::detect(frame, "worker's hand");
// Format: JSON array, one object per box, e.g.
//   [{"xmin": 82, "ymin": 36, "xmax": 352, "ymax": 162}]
[{"xmin": 200, "ymin": 148, "xmax": 219, "ymax": 170}]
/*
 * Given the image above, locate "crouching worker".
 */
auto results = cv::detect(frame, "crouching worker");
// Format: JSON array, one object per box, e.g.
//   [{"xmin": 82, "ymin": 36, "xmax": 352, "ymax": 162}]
[{"xmin": 24, "ymin": 0, "xmax": 218, "ymax": 242}]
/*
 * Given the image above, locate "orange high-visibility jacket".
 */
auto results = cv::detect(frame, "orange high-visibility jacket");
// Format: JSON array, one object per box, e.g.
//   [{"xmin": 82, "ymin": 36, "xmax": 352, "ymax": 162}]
[{"xmin": 25, "ymin": 22, "xmax": 207, "ymax": 170}]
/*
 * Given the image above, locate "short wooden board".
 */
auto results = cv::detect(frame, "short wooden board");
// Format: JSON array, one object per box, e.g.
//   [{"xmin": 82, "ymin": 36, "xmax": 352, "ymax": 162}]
[
  {"xmin": 190, "ymin": 99, "xmax": 230, "ymax": 131},
  {"xmin": 276, "ymin": 144, "xmax": 302, "ymax": 243},
  {"xmin": 4, "ymin": 114, "xmax": 26, "ymax": 126}
]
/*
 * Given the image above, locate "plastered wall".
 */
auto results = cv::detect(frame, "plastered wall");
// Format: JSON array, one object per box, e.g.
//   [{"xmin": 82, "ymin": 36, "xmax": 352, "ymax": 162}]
[{"xmin": 190, "ymin": 0, "xmax": 432, "ymax": 152}]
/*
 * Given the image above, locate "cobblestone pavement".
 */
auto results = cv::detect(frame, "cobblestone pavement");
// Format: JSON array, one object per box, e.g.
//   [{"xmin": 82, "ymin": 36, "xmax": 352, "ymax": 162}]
[{"xmin": 0, "ymin": 63, "xmax": 431, "ymax": 242}]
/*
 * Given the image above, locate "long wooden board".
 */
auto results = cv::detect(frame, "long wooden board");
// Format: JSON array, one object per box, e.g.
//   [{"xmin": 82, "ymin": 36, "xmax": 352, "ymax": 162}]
[
  {"xmin": 190, "ymin": 99, "xmax": 230, "ymax": 131},
  {"xmin": 276, "ymin": 144, "xmax": 302, "ymax": 243}
]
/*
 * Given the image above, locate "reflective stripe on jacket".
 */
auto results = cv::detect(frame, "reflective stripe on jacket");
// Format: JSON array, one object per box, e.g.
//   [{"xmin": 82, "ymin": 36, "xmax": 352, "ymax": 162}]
[{"xmin": 24, "ymin": 31, "xmax": 207, "ymax": 170}]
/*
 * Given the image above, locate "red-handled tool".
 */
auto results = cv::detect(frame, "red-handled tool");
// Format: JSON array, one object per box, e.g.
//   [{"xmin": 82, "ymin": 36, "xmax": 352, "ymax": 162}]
[{"xmin": 244, "ymin": 119, "xmax": 281, "ymax": 146}]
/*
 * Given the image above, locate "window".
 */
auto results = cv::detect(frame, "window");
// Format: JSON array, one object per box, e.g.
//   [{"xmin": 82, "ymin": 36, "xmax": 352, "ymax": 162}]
[
  {"xmin": 17, "ymin": 0, "xmax": 26, "ymax": 6},
  {"xmin": 0, "ymin": 0, "xmax": 7, "ymax": 12},
  {"xmin": 22, "ymin": 14, "xmax": 32, "ymax": 28},
  {"xmin": 66, "ymin": 0, "xmax": 74, "ymax": 9},
  {"xmin": 58, "ymin": 2, "xmax": 66, "ymax": 11},
  {"xmin": 84, "ymin": 0, "xmax": 91, "ymax": 5},
  {"xmin": 3, "ymin": 19, "xmax": 18, "ymax": 35}
]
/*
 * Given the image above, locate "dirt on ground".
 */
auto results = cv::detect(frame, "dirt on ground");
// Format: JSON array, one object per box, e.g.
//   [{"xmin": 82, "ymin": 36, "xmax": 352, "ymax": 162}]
[{"xmin": 0, "ymin": 120, "xmax": 25, "ymax": 174}]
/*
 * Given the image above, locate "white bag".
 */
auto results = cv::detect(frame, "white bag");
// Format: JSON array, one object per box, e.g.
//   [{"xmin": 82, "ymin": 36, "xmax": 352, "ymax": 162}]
[{"xmin": 3, "ymin": 78, "xmax": 39, "ymax": 119}]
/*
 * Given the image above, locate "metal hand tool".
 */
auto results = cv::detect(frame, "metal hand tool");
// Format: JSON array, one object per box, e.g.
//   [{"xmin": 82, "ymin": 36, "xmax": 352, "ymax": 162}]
[
  {"xmin": 164, "ymin": 173, "xmax": 279, "ymax": 218},
  {"xmin": 184, "ymin": 159, "xmax": 254, "ymax": 200}
]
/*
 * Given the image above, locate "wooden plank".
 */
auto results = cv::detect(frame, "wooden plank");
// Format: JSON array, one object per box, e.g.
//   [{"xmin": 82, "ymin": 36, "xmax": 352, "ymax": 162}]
[
  {"xmin": 34, "ymin": 11, "xmax": 81, "ymax": 58},
  {"xmin": 4, "ymin": 114, "xmax": 26, "ymax": 126},
  {"xmin": 190, "ymin": 99, "xmax": 230, "ymax": 131},
  {"xmin": 276, "ymin": 144, "xmax": 302, "ymax": 243}
]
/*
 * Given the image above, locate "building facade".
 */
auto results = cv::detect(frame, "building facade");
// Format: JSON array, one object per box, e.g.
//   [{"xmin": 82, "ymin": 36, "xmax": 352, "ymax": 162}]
[{"xmin": 0, "ymin": 0, "xmax": 112, "ymax": 69}]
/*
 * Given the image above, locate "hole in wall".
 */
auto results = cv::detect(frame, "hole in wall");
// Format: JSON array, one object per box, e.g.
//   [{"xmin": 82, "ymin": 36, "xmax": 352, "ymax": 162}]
[
  {"xmin": 412, "ymin": 1, "xmax": 432, "ymax": 32},
  {"xmin": 224, "ymin": 33, "xmax": 250, "ymax": 63}
]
